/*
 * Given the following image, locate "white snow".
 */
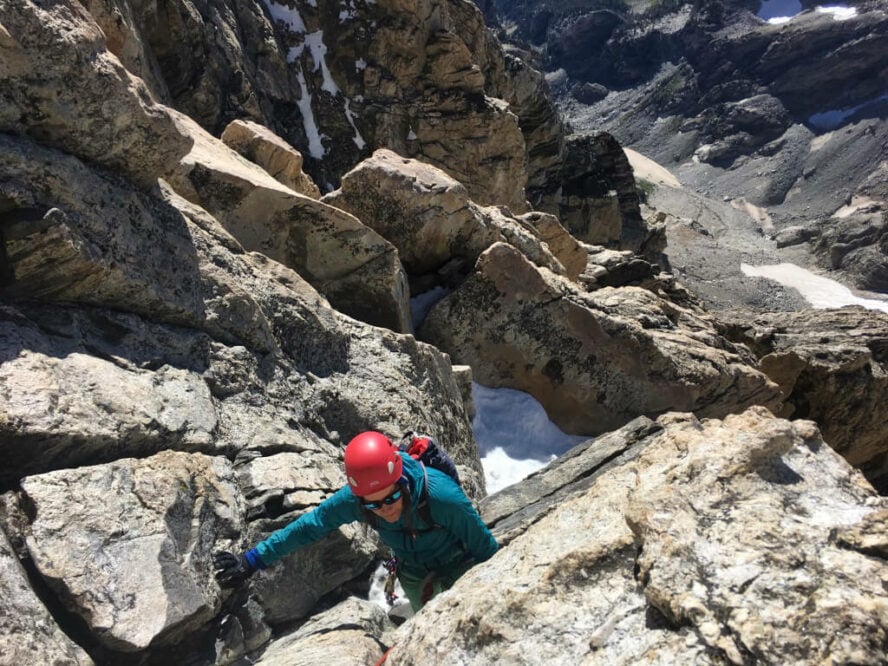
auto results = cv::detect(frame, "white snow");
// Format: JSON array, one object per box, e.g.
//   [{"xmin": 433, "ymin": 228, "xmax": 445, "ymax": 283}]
[
  {"xmin": 304, "ymin": 31, "xmax": 339, "ymax": 95},
  {"xmin": 410, "ymin": 287, "xmax": 448, "ymax": 328},
  {"xmin": 473, "ymin": 383, "xmax": 590, "ymax": 494},
  {"xmin": 343, "ymin": 98, "xmax": 366, "ymax": 150},
  {"xmin": 262, "ymin": 0, "xmax": 306, "ymax": 33},
  {"xmin": 288, "ymin": 44, "xmax": 326, "ymax": 159},
  {"xmin": 355, "ymin": 58, "xmax": 368, "ymax": 71},
  {"xmin": 816, "ymin": 5, "xmax": 857, "ymax": 20},
  {"xmin": 740, "ymin": 263, "xmax": 888, "ymax": 313}
]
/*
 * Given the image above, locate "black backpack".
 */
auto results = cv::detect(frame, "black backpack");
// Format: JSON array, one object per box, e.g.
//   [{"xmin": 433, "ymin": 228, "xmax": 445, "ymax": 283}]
[{"xmin": 397, "ymin": 431, "xmax": 460, "ymax": 528}]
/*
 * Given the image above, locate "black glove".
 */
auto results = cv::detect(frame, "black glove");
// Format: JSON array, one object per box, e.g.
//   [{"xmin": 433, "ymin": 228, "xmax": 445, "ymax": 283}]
[{"xmin": 213, "ymin": 551, "xmax": 255, "ymax": 587}]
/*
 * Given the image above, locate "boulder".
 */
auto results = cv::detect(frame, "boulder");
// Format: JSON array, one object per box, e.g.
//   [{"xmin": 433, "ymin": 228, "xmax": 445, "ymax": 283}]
[
  {"xmin": 717, "ymin": 306, "xmax": 888, "ymax": 492},
  {"xmin": 535, "ymin": 132, "xmax": 651, "ymax": 254},
  {"xmin": 811, "ymin": 209, "xmax": 888, "ymax": 293},
  {"xmin": 323, "ymin": 149, "xmax": 566, "ymax": 280},
  {"xmin": 166, "ymin": 113, "xmax": 412, "ymax": 332},
  {"xmin": 0, "ymin": 0, "xmax": 191, "ymax": 189},
  {"xmin": 18, "ymin": 451, "xmax": 242, "ymax": 652},
  {"xmin": 387, "ymin": 407, "xmax": 888, "ymax": 664},
  {"xmin": 419, "ymin": 242, "xmax": 782, "ymax": 436},
  {"xmin": 0, "ymin": 526, "xmax": 94, "ymax": 665},
  {"xmin": 221, "ymin": 119, "xmax": 321, "ymax": 199},
  {"xmin": 251, "ymin": 597, "xmax": 396, "ymax": 665}
]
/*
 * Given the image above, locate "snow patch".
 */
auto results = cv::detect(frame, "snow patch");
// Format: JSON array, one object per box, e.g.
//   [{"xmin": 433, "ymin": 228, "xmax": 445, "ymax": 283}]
[
  {"xmin": 808, "ymin": 93, "xmax": 888, "ymax": 131},
  {"xmin": 473, "ymin": 383, "xmax": 590, "ymax": 493},
  {"xmin": 304, "ymin": 31, "xmax": 339, "ymax": 95},
  {"xmin": 288, "ymin": 44, "xmax": 326, "ymax": 159},
  {"xmin": 343, "ymin": 98, "xmax": 366, "ymax": 150},
  {"xmin": 740, "ymin": 263, "xmax": 888, "ymax": 313},
  {"xmin": 410, "ymin": 287, "xmax": 448, "ymax": 328},
  {"xmin": 816, "ymin": 5, "xmax": 857, "ymax": 20},
  {"xmin": 262, "ymin": 0, "xmax": 306, "ymax": 33}
]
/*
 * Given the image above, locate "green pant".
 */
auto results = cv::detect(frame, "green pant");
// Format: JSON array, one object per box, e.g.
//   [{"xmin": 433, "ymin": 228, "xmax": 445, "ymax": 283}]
[{"xmin": 398, "ymin": 559, "xmax": 474, "ymax": 611}]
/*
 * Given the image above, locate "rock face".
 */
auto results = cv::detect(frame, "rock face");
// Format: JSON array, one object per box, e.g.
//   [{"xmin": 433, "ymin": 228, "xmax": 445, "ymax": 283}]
[
  {"xmin": 387, "ymin": 407, "xmax": 888, "ymax": 665},
  {"xmin": 165, "ymin": 113, "xmax": 412, "ymax": 333},
  {"xmin": 323, "ymin": 149, "xmax": 570, "ymax": 282},
  {"xmin": 0, "ymin": 0, "xmax": 191, "ymax": 189},
  {"xmin": 0, "ymin": 527, "xmax": 93, "ymax": 665},
  {"xmin": 717, "ymin": 307, "xmax": 888, "ymax": 493},
  {"xmin": 19, "ymin": 452, "xmax": 240, "ymax": 652},
  {"xmin": 419, "ymin": 242, "xmax": 782, "ymax": 436},
  {"xmin": 74, "ymin": 0, "xmax": 655, "ymax": 253}
]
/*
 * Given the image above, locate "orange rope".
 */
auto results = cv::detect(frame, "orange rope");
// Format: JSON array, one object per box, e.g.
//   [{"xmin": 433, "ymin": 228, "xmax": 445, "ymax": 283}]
[{"xmin": 373, "ymin": 646, "xmax": 395, "ymax": 666}]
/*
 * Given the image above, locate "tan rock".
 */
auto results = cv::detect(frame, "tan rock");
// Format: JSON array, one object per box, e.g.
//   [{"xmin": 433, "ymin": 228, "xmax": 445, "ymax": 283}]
[
  {"xmin": 517, "ymin": 211, "xmax": 587, "ymax": 280},
  {"xmin": 221, "ymin": 119, "xmax": 321, "ymax": 199},
  {"xmin": 0, "ymin": 0, "xmax": 190, "ymax": 188},
  {"xmin": 388, "ymin": 407, "xmax": 888, "ymax": 665},
  {"xmin": 167, "ymin": 114, "xmax": 411, "ymax": 332},
  {"xmin": 324, "ymin": 149, "xmax": 563, "ymax": 279},
  {"xmin": 718, "ymin": 307, "xmax": 888, "ymax": 492},
  {"xmin": 420, "ymin": 242, "xmax": 781, "ymax": 435}
]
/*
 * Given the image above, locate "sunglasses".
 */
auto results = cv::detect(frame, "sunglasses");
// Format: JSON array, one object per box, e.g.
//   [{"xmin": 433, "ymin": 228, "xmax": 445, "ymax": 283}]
[{"xmin": 361, "ymin": 488, "xmax": 403, "ymax": 510}]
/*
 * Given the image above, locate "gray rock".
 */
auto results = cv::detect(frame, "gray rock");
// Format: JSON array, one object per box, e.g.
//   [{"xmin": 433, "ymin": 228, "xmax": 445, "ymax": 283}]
[
  {"xmin": 386, "ymin": 407, "xmax": 888, "ymax": 665},
  {"xmin": 718, "ymin": 306, "xmax": 888, "ymax": 492},
  {"xmin": 0, "ymin": 526, "xmax": 94, "ymax": 665},
  {"xmin": 19, "ymin": 451, "xmax": 242, "ymax": 652},
  {"xmin": 420, "ymin": 242, "xmax": 782, "ymax": 436},
  {"xmin": 251, "ymin": 597, "xmax": 396, "ymax": 665}
]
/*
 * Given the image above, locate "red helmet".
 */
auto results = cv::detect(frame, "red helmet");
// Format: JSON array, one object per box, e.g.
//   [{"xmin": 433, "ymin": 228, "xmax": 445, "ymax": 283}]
[{"xmin": 344, "ymin": 431, "xmax": 403, "ymax": 496}]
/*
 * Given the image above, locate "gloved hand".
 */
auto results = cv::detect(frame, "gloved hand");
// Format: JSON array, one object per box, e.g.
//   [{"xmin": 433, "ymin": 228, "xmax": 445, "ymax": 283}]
[{"xmin": 213, "ymin": 551, "xmax": 255, "ymax": 587}]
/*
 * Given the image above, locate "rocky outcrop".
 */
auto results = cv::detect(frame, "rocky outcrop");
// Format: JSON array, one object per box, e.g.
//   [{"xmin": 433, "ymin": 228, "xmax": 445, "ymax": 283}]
[
  {"xmin": 717, "ymin": 307, "xmax": 888, "ymax": 493},
  {"xmin": 221, "ymin": 119, "xmax": 321, "ymax": 199},
  {"xmin": 387, "ymin": 407, "xmax": 888, "ymax": 664},
  {"xmin": 323, "ymin": 149, "xmax": 569, "ymax": 281},
  {"xmin": 165, "ymin": 113, "xmax": 412, "ymax": 332},
  {"xmin": 811, "ymin": 208, "xmax": 888, "ymax": 292},
  {"xmin": 0, "ymin": 526, "xmax": 93, "ymax": 665},
  {"xmin": 419, "ymin": 242, "xmax": 782, "ymax": 435},
  {"xmin": 0, "ymin": 0, "xmax": 191, "ymax": 188},
  {"xmin": 73, "ymin": 0, "xmax": 655, "ymax": 255},
  {"xmin": 533, "ymin": 131, "xmax": 653, "ymax": 254}
]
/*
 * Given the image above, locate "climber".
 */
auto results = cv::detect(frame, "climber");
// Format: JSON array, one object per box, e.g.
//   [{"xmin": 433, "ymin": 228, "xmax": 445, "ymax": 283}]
[{"xmin": 213, "ymin": 431, "xmax": 498, "ymax": 611}]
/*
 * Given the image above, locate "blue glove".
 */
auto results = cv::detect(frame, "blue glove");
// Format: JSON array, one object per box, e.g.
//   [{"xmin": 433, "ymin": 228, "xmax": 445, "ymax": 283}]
[{"xmin": 213, "ymin": 549, "xmax": 264, "ymax": 586}]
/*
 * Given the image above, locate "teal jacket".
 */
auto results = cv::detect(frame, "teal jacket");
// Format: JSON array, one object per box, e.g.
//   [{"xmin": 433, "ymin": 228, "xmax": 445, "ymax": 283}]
[{"xmin": 252, "ymin": 452, "xmax": 498, "ymax": 578}]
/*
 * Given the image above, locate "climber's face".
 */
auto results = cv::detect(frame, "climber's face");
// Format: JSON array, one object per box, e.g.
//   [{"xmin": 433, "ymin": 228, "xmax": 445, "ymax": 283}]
[{"xmin": 361, "ymin": 484, "xmax": 404, "ymax": 523}]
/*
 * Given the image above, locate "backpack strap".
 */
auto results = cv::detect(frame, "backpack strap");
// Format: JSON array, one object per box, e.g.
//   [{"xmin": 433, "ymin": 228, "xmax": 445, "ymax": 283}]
[{"xmin": 415, "ymin": 463, "xmax": 439, "ymax": 529}]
